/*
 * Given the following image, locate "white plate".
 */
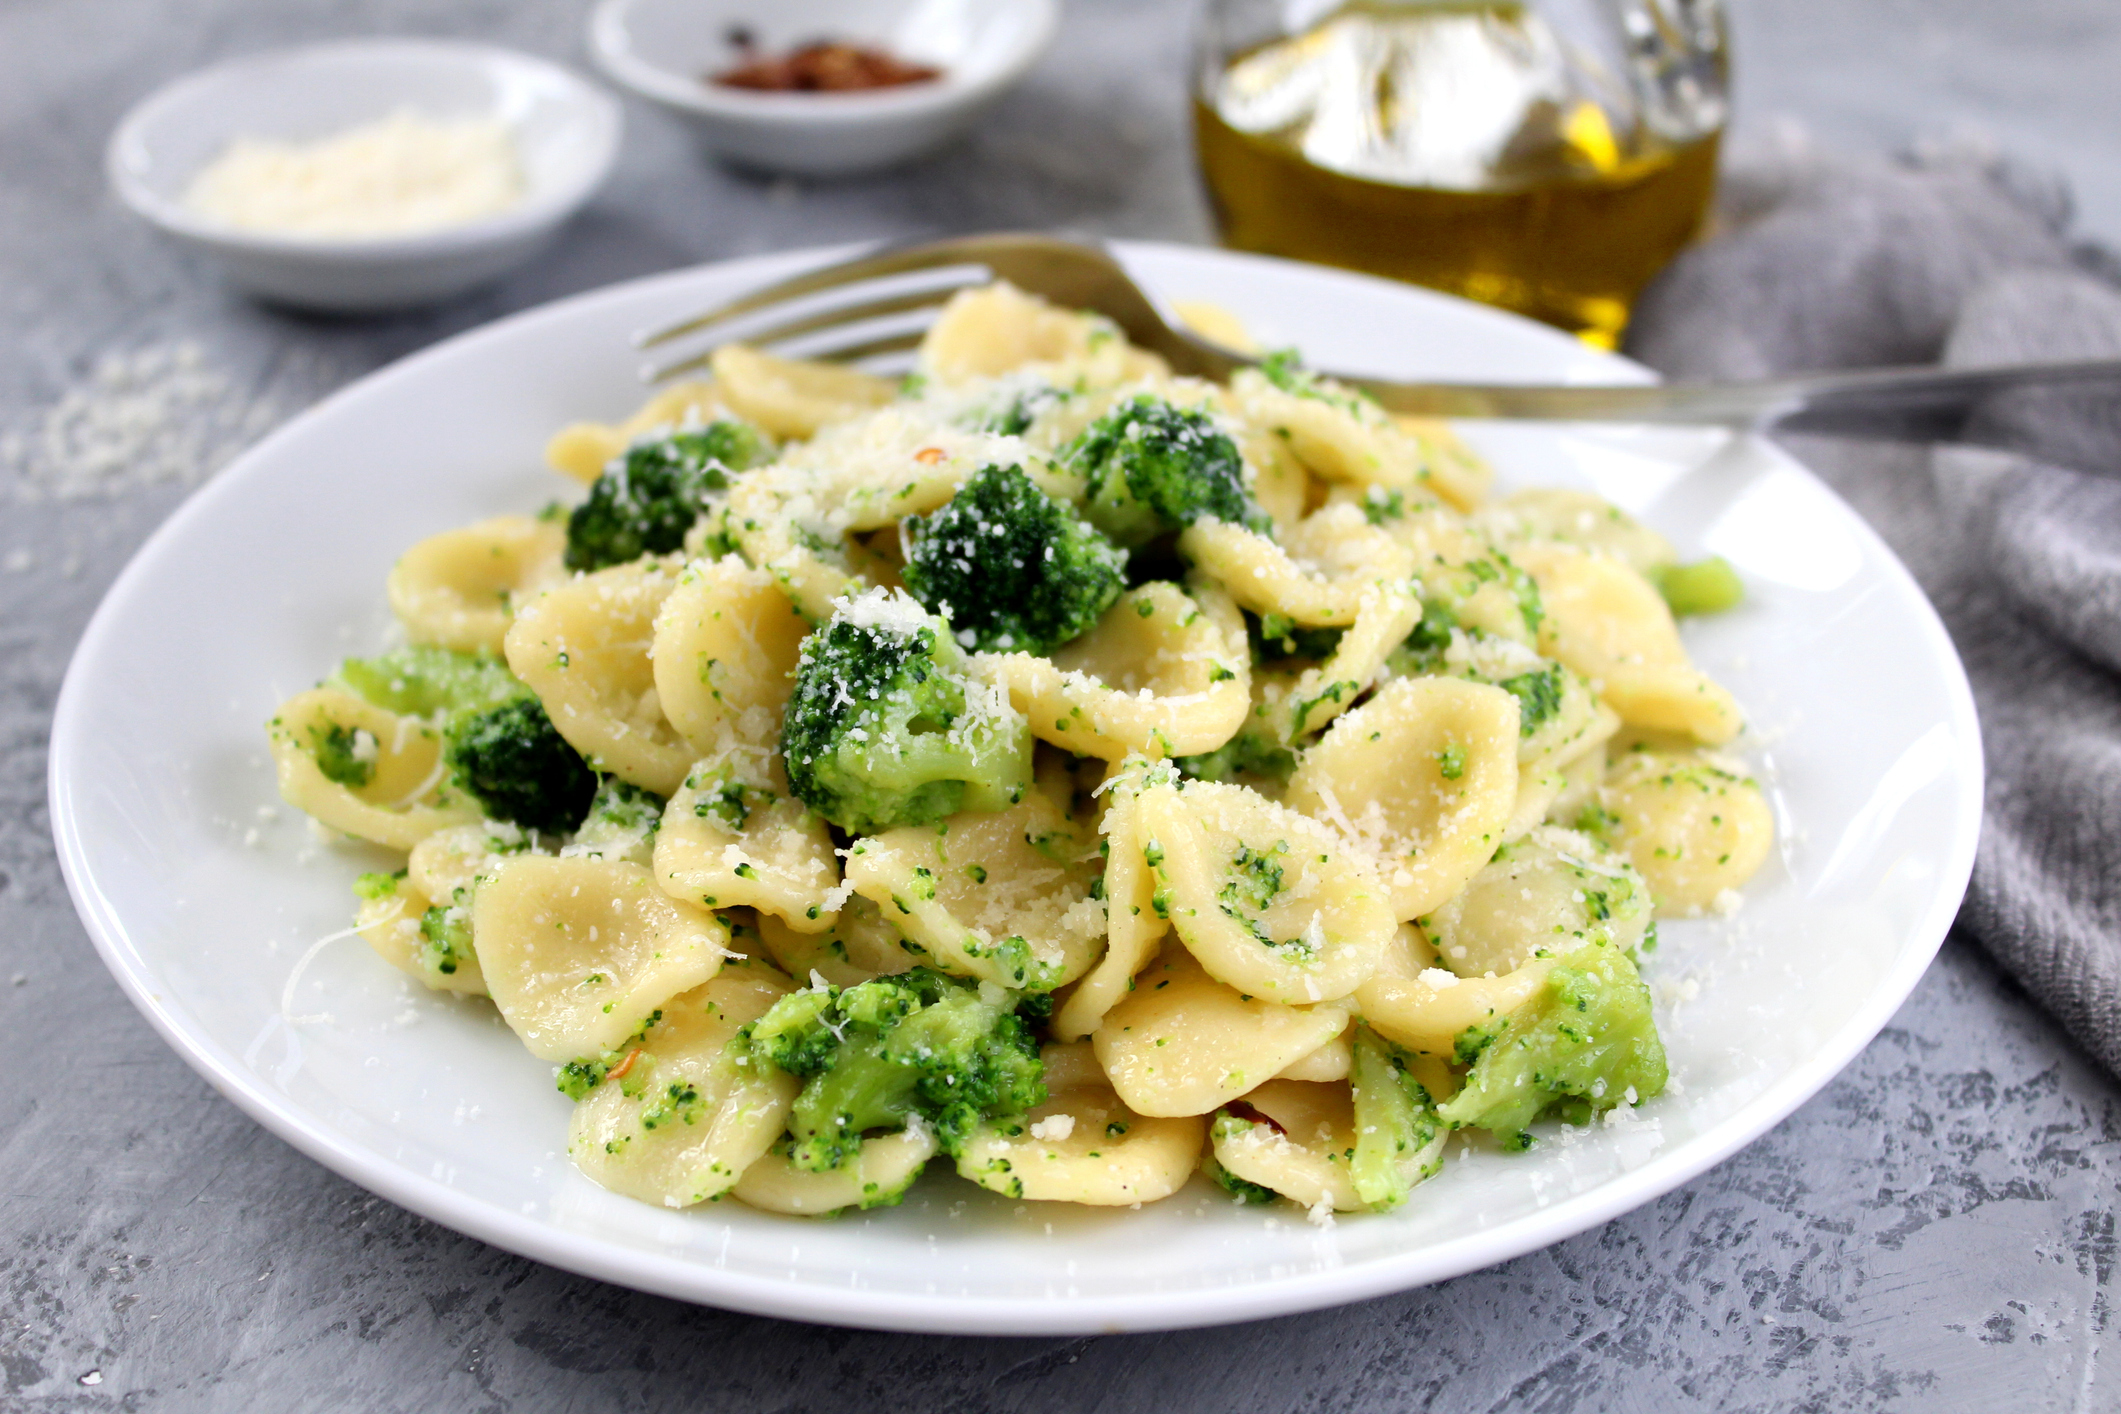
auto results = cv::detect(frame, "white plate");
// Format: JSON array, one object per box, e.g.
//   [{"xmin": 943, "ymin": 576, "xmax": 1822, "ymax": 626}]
[{"xmin": 49, "ymin": 242, "xmax": 1982, "ymax": 1335}]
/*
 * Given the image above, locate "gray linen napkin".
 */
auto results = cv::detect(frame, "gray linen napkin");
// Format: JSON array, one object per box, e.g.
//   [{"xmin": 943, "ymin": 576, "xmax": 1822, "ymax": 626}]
[{"xmin": 1624, "ymin": 137, "xmax": 2121, "ymax": 1076}]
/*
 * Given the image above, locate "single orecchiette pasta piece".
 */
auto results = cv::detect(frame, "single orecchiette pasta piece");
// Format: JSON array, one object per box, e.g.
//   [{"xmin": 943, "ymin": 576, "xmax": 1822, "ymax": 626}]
[
  {"xmin": 734, "ymin": 1126, "xmax": 939, "ymax": 1215},
  {"xmin": 1285, "ymin": 677, "xmax": 1521, "ymax": 921},
  {"xmin": 1422, "ymin": 825, "xmax": 1653, "ymax": 978},
  {"xmin": 1355, "ymin": 953, "xmax": 1558, "ymax": 1057},
  {"xmin": 652, "ymin": 556, "xmax": 812, "ymax": 758},
  {"xmin": 504, "ymin": 558, "xmax": 695, "ymax": 795},
  {"xmin": 473, "ymin": 855, "xmax": 731, "ymax": 1060},
  {"xmin": 1093, "ymin": 945, "xmax": 1352, "ymax": 1117},
  {"xmin": 985, "ymin": 581, "xmax": 1251, "ymax": 761},
  {"xmin": 1139, "ymin": 780, "xmax": 1394, "ymax": 1004},
  {"xmin": 407, "ymin": 820, "xmax": 535, "ymax": 907},
  {"xmin": 1049, "ymin": 757, "xmax": 1180, "ymax": 1042},
  {"xmin": 1393, "ymin": 417, "xmax": 1493, "ymax": 511},
  {"xmin": 353, "ymin": 876, "xmax": 487, "ymax": 997},
  {"xmin": 655, "ymin": 752, "xmax": 840, "ymax": 933},
  {"xmin": 723, "ymin": 474, "xmax": 861, "ymax": 624},
  {"xmin": 956, "ymin": 1049, "xmax": 1206, "ymax": 1206},
  {"xmin": 1510, "ymin": 541, "xmax": 1742, "ymax": 745},
  {"xmin": 919, "ymin": 281, "xmax": 1168, "ymax": 388},
  {"xmin": 1209, "ymin": 1079, "xmax": 1363, "ymax": 1213},
  {"xmin": 1180, "ymin": 509, "xmax": 1415, "ymax": 627},
  {"xmin": 1596, "ymin": 745, "xmax": 1775, "ymax": 915},
  {"xmin": 567, "ymin": 961, "xmax": 798, "ymax": 1208},
  {"xmin": 1544, "ymin": 738, "xmax": 1609, "ymax": 830},
  {"xmin": 773, "ymin": 405, "xmax": 1076, "ymax": 534},
  {"xmin": 754, "ymin": 895, "xmax": 913, "ymax": 988},
  {"xmin": 267, "ymin": 687, "xmax": 478, "ymax": 850},
  {"xmin": 708, "ymin": 344, "xmax": 896, "ymax": 440},
  {"xmin": 843, "ymin": 792, "xmax": 1106, "ymax": 991},
  {"xmin": 1267, "ymin": 580, "xmax": 1423, "ymax": 741},
  {"xmin": 1475, "ymin": 487, "xmax": 1676, "ymax": 575},
  {"xmin": 386, "ymin": 515, "xmax": 569, "ymax": 656},
  {"xmin": 1274, "ymin": 1025, "xmax": 1353, "ymax": 1082},
  {"xmin": 544, "ymin": 380, "xmax": 723, "ymax": 484},
  {"xmin": 1228, "ymin": 367, "xmax": 1486, "ymax": 511},
  {"xmin": 1343, "ymin": 490, "xmax": 1542, "ymax": 646}
]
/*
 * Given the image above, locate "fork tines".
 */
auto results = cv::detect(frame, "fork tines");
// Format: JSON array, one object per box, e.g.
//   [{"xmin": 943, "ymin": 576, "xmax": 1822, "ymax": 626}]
[{"xmin": 634, "ymin": 237, "xmax": 1017, "ymax": 382}]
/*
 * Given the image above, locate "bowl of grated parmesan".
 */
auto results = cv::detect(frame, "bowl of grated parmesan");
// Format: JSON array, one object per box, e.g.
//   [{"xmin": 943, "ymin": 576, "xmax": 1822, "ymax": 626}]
[{"xmin": 107, "ymin": 39, "xmax": 623, "ymax": 312}]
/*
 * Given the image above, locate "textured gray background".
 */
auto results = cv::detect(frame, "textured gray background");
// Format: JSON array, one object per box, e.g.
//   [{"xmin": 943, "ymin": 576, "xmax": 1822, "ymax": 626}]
[{"xmin": 4, "ymin": 1, "xmax": 2120, "ymax": 1410}]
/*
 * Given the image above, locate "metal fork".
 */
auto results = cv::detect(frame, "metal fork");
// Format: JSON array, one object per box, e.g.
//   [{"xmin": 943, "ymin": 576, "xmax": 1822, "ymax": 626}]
[{"xmin": 637, "ymin": 233, "xmax": 2121, "ymax": 466}]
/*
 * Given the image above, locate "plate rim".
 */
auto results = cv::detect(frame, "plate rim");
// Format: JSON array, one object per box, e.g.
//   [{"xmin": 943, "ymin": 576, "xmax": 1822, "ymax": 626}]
[{"xmin": 47, "ymin": 240, "xmax": 1985, "ymax": 1334}]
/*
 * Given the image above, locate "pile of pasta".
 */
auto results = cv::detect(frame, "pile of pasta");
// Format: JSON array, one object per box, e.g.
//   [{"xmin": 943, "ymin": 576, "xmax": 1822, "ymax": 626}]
[{"xmin": 268, "ymin": 282, "xmax": 1774, "ymax": 1220}]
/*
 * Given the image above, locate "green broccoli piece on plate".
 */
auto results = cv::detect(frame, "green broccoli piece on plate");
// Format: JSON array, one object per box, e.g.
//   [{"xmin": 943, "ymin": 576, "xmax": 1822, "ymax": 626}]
[
  {"xmin": 565, "ymin": 420, "xmax": 774, "ymax": 572},
  {"xmin": 780, "ymin": 588, "xmax": 1033, "ymax": 836},
  {"xmin": 1061, "ymin": 395, "xmax": 1265, "ymax": 546},
  {"xmin": 334, "ymin": 645, "xmax": 597, "ymax": 835},
  {"xmin": 743, "ymin": 968, "xmax": 1046, "ymax": 1171},
  {"xmin": 901, "ymin": 461, "xmax": 1127, "ymax": 653},
  {"xmin": 1438, "ymin": 939, "xmax": 1668, "ymax": 1149}
]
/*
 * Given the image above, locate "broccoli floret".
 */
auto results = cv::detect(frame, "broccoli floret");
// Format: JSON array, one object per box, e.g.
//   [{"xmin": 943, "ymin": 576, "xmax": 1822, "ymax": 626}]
[
  {"xmin": 1383, "ymin": 599, "xmax": 1459, "ymax": 679},
  {"xmin": 568, "ymin": 775, "xmax": 665, "ymax": 864},
  {"xmin": 308, "ymin": 721, "xmax": 378, "ymax": 787},
  {"xmin": 352, "ymin": 869, "xmax": 405, "ymax": 902},
  {"xmin": 1437, "ymin": 939, "xmax": 1667, "ymax": 1149},
  {"xmin": 1496, "ymin": 664, "xmax": 1565, "ymax": 737},
  {"xmin": 1248, "ymin": 609, "xmax": 1345, "ymax": 663},
  {"xmin": 1061, "ymin": 396, "xmax": 1265, "ymax": 546},
  {"xmin": 417, "ymin": 902, "xmax": 476, "ymax": 979},
  {"xmin": 953, "ymin": 380, "xmax": 1073, "ymax": 435},
  {"xmin": 900, "ymin": 462, "xmax": 1127, "ymax": 653},
  {"xmin": 780, "ymin": 588, "xmax": 1033, "ymax": 835},
  {"xmin": 1348, "ymin": 1024, "xmax": 1446, "ymax": 1210},
  {"xmin": 1176, "ymin": 730, "xmax": 1297, "ymax": 786},
  {"xmin": 1202, "ymin": 1150, "xmax": 1280, "ymax": 1205},
  {"xmin": 444, "ymin": 695, "xmax": 599, "ymax": 835},
  {"xmin": 333, "ymin": 644, "xmax": 518, "ymax": 718},
  {"xmin": 743, "ymin": 968, "xmax": 1046, "ymax": 1171},
  {"xmin": 334, "ymin": 645, "xmax": 599, "ymax": 834},
  {"xmin": 1652, "ymin": 556, "xmax": 1744, "ymax": 616},
  {"xmin": 565, "ymin": 420, "xmax": 775, "ymax": 572}
]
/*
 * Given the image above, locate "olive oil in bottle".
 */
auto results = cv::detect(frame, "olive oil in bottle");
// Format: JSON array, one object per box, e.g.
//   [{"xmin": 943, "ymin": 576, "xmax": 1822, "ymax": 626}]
[{"xmin": 1194, "ymin": 2, "xmax": 1727, "ymax": 347}]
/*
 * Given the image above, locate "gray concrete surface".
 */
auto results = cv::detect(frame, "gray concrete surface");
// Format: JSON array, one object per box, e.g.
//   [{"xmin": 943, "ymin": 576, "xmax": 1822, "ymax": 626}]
[{"xmin": 3, "ymin": 1, "xmax": 2118, "ymax": 1409}]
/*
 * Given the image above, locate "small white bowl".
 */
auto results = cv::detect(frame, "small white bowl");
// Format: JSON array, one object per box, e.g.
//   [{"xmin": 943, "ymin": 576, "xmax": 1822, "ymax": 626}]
[
  {"xmin": 588, "ymin": 0, "xmax": 1058, "ymax": 177},
  {"xmin": 108, "ymin": 40, "xmax": 623, "ymax": 313}
]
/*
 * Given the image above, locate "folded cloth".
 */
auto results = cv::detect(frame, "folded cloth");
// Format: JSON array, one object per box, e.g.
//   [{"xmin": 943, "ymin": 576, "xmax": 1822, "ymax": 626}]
[{"xmin": 1625, "ymin": 135, "xmax": 2121, "ymax": 1077}]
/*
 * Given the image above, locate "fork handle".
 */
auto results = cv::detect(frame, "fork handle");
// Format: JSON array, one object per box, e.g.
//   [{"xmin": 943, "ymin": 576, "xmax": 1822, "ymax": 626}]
[{"xmin": 1340, "ymin": 358, "xmax": 2121, "ymax": 468}]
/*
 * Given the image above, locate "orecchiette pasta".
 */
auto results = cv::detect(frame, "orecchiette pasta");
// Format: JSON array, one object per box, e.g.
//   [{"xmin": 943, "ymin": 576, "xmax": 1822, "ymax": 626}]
[
  {"xmin": 473, "ymin": 855, "xmax": 730, "ymax": 1060},
  {"xmin": 504, "ymin": 559, "xmax": 696, "ymax": 795},
  {"xmin": 986, "ymin": 581, "xmax": 1251, "ymax": 760},
  {"xmin": 844, "ymin": 793, "xmax": 1105, "ymax": 990},
  {"xmin": 1286, "ymin": 677, "xmax": 1523, "ymax": 920},
  {"xmin": 1139, "ymin": 779, "xmax": 1394, "ymax": 1004},
  {"xmin": 1595, "ymin": 744, "xmax": 1775, "ymax": 915},
  {"xmin": 545, "ymin": 380, "xmax": 723, "ymax": 484},
  {"xmin": 655, "ymin": 752, "xmax": 840, "ymax": 932},
  {"xmin": 387, "ymin": 515, "xmax": 568, "ymax": 656},
  {"xmin": 1093, "ymin": 945, "xmax": 1353, "ymax": 1117},
  {"xmin": 567, "ymin": 960, "xmax": 796, "ymax": 1208},
  {"xmin": 267, "ymin": 687, "xmax": 477, "ymax": 849},
  {"xmin": 651, "ymin": 556, "xmax": 812, "ymax": 758},
  {"xmin": 275, "ymin": 278, "xmax": 1774, "ymax": 1224},
  {"xmin": 1511, "ymin": 541, "xmax": 1742, "ymax": 745},
  {"xmin": 708, "ymin": 344, "xmax": 896, "ymax": 440}
]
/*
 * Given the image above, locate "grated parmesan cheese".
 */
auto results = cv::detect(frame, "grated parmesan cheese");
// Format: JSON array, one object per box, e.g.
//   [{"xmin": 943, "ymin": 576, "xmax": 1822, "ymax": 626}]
[{"xmin": 183, "ymin": 108, "xmax": 525, "ymax": 239}]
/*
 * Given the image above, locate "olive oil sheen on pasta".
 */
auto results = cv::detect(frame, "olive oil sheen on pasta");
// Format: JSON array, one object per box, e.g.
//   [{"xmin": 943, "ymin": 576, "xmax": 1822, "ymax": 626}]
[{"xmin": 1193, "ymin": 3, "xmax": 1725, "ymax": 347}]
